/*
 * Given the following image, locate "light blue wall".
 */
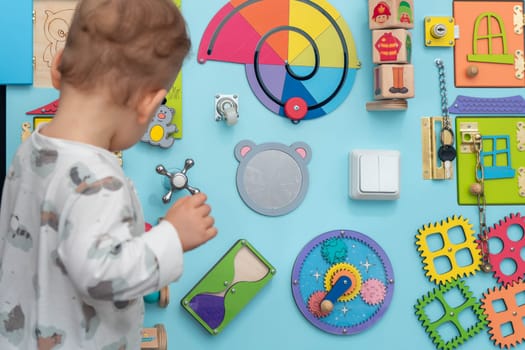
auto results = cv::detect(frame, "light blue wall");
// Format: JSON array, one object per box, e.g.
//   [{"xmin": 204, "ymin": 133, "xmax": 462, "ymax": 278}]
[
  {"xmin": 4, "ymin": 1, "xmax": 523, "ymax": 349},
  {"xmin": 0, "ymin": 0, "xmax": 32, "ymax": 84}
]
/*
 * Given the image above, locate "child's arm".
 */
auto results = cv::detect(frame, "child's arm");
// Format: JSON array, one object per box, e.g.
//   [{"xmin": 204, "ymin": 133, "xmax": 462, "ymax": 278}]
[
  {"xmin": 56, "ymin": 182, "xmax": 214, "ymax": 302},
  {"xmin": 162, "ymin": 193, "xmax": 217, "ymax": 252}
]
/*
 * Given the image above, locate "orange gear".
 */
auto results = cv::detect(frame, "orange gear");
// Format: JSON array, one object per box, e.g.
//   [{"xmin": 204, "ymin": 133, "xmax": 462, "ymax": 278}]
[
  {"xmin": 307, "ymin": 291, "xmax": 330, "ymax": 318},
  {"xmin": 481, "ymin": 281, "xmax": 525, "ymax": 348}
]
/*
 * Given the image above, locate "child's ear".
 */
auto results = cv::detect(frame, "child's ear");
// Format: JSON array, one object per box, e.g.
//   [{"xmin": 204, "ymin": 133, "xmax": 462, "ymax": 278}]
[
  {"xmin": 137, "ymin": 89, "xmax": 167, "ymax": 124},
  {"xmin": 50, "ymin": 50, "xmax": 64, "ymax": 89}
]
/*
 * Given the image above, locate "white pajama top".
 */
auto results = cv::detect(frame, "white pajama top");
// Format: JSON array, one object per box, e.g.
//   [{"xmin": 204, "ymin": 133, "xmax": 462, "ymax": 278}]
[{"xmin": 0, "ymin": 129, "xmax": 183, "ymax": 349}]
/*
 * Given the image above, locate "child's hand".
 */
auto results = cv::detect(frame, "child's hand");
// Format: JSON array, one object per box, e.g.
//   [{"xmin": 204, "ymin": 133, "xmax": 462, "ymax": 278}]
[{"xmin": 164, "ymin": 192, "xmax": 217, "ymax": 251}]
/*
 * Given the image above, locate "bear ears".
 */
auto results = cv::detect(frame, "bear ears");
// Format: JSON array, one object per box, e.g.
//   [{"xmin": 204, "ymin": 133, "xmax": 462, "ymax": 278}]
[{"xmin": 234, "ymin": 140, "xmax": 311, "ymax": 164}]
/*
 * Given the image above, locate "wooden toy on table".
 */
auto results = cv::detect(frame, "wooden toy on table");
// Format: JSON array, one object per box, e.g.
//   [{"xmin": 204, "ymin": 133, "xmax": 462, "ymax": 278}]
[
  {"xmin": 366, "ymin": 0, "xmax": 414, "ymax": 111},
  {"xmin": 141, "ymin": 324, "xmax": 167, "ymax": 350},
  {"xmin": 181, "ymin": 240, "xmax": 275, "ymax": 335}
]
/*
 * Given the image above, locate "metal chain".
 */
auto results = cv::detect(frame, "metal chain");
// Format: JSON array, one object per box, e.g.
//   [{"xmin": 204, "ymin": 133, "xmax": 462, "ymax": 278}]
[
  {"xmin": 435, "ymin": 58, "xmax": 456, "ymax": 169},
  {"xmin": 471, "ymin": 134, "xmax": 491, "ymax": 272},
  {"xmin": 435, "ymin": 59, "xmax": 450, "ymax": 125}
]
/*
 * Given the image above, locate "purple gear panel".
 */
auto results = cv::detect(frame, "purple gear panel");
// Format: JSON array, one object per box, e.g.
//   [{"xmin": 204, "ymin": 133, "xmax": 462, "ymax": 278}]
[
  {"xmin": 291, "ymin": 229, "xmax": 395, "ymax": 335},
  {"xmin": 448, "ymin": 95, "xmax": 525, "ymax": 114}
]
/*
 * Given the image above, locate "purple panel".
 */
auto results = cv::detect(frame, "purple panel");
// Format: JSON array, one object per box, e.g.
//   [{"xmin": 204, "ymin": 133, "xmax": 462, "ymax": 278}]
[
  {"xmin": 245, "ymin": 64, "xmax": 286, "ymax": 114},
  {"xmin": 189, "ymin": 294, "xmax": 226, "ymax": 329},
  {"xmin": 448, "ymin": 95, "xmax": 525, "ymax": 114}
]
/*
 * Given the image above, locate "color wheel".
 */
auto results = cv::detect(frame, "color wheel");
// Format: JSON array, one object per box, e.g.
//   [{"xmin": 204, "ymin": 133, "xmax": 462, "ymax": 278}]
[{"xmin": 198, "ymin": 0, "xmax": 360, "ymax": 121}]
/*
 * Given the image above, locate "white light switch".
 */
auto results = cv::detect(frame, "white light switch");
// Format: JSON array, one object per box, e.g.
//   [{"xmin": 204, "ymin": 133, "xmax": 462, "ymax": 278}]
[
  {"xmin": 350, "ymin": 150, "xmax": 400, "ymax": 200},
  {"xmin": 359, "ymin": 154, "xmax": 379, "ymax": 192},
  {"xmin": 379, "ymin": 155, "xmax": 398, "ymax": 193}
]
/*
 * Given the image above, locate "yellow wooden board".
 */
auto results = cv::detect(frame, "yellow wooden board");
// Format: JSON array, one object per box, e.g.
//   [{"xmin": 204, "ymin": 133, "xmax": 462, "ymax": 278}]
[{"xmin": 168, "ymin": 0, "xmax": 183, "ymax": 138}]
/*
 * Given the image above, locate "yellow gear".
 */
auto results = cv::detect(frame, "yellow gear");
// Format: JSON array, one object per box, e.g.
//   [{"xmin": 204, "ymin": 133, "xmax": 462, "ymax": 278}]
[
  {"xmin": 416, "ymin": 215, "xmax": 482, "ymax": 285},
  {"xmin": 324, "ymin": 262, "xmax": 362, "ymax": 302}
]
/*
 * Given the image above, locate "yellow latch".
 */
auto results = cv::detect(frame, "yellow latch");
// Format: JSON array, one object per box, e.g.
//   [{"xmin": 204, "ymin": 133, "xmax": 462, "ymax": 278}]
[{"xmin": 424, "ymin": 17, "xmax": 456, "ymax": 47}]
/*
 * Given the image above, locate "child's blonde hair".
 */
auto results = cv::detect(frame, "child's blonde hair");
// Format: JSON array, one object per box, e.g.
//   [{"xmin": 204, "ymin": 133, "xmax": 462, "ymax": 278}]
[{"xmin": 59, "ymin": 0, "xmax": 191, "ymax": 107}]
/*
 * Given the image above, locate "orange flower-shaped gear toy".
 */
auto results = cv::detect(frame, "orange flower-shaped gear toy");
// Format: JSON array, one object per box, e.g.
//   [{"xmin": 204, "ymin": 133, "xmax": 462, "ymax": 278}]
[{"xmin": 481, "ymin": 280, "xmax": 525, "ymax": 348}]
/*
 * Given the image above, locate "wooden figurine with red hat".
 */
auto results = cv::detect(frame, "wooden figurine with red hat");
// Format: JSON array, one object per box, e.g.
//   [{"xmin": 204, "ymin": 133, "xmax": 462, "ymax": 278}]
[
  {"xmin": 367, "ymin": 0, "xmax": 415, "ymax": 111},
  {"xmin": 369, "ymin": 0, "xmax": 414, "ymax": 30}
]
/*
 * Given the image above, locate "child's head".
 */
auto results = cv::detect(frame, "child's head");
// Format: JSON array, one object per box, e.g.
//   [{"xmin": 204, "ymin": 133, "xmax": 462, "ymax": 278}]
[{"xmin": 58, "ymin": 0, "xmax": 191, "ymax": 108}]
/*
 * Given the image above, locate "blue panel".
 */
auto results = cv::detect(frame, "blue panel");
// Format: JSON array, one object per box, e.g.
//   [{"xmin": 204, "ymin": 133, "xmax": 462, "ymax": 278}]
[{"xmin": 0, "ymin": 0, "xmax": 33, "ymax": 84}]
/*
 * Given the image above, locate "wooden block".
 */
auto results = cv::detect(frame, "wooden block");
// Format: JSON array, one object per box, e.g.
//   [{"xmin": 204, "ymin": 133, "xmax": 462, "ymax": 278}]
[
  {"xmin": 33, "ymin": 0, "xmax": 78, "ymax": 87},
  {"xmin": 372, "ymin": 29, "xmax": 412, "ymax": 64},
  {"xmin": 141, "ymin": 328, "xmax": 159, "ymax": 350},
  {"xmin": 373, "ymin": 64, "xmax": 414, "ymax": 100},
  {"xmin": 369, "ymin": 0, "xmax": 414, "ymax": 30},
  {"xmin": 141, "ymin": 325, "xmax": 167, "ymax": 350},
  {"xmin": 366, "ymin": 99, "xmax": 408, "ymax": 111}
]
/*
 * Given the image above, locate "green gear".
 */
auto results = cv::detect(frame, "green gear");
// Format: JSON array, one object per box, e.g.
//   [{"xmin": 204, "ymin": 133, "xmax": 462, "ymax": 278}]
[
  {"xmin": 321, "ymin": 237, "xmax": 348, "ymax": 264},
  {"xmin": 414, "ymin": 279, "xmax": 487, "ymax": 350}
]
